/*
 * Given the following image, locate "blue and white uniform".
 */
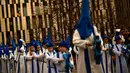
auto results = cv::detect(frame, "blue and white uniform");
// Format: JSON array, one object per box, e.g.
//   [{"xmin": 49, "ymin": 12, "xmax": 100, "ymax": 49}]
[
  {"xmin": 1, "ymin": 47, "xmax": 7, "ymax": 73},
  {"xmin": 102, "ymin": 43, "xmax": 114, "ymax": 73},
  {"xmin": 15, "ymin": 45, "xmax": 27, "ymax": 73},
  {"xmin": 73, "ymin": 26, "xmax": 104, "ymax": 73},
  {"xmin": 9, "ymin": 50, "xmax": 15, "ymax": 73},
  {"xmin": 36, "ymin": 49, "xmax": 44, "ymax": 73},
  {"xmin": 35, "ymin": 41, "xmax": 44, "ymax": 73},
  {"xmin": 46, "ymin": 51, "xmax": 59, "ymax": 73},
  {"xmin": 15, "ymin": 39, "xmax": 27, "ymax": 73},
  {"xmin": 26, "ymin": 51, "xmax": 38, "ymax": 73},
  {"xmin": 41, "ymin": 46, "xmax": 48, "ymax": 73},
  {"xmin": 72, "ymin": 0, "xmax": 104, "ymax": 72},
  {"xmin": 113, "ymin": 44, "xmax": 129, "ymax": 73},
  {"xmin": 57, "ymin": 52, "xmax": 72, "ymax": 73},
  {"xmin": 57, "ymin": 52, "xmax": 66, "ymax": 73}
]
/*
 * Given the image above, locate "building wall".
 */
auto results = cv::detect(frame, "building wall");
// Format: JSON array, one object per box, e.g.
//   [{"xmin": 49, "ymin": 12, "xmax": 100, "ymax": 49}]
[
  {"xmin": 0, "ymin": 0, "xmax": 57, "ymax": 45},
  {"xmin": 90, "ymin": 0, "xmax": 116, "ymax": 35}
]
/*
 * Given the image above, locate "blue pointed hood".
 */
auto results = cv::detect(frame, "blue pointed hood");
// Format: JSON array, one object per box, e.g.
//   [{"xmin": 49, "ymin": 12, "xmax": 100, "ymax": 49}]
[
  {"xmin": 30, "ymin": 40, "xmax": 36, "ymax": 46},
  {"xmin": 18, "ymin": 40, "xmax": 23, "ymax": 47},
  {"xmin": 47, "ymin": 28, "xmax": 51, "ymax": 42},
  {"xmin": 35, "ymin": 41, "xmax": 40, "ymax": 47},
  {"xmin": 46, "ymin": 28, "xmax": 55, "ymax": 47},
  {"xmin": 65, "ymin": 35, "xmax": 71, "ymax": 49},
  {"xmin": 116, "ymin": 32, "xmax": 120, "ymax": 36},
  {"xmin": 65, "ymin": 35, "xmax": 70, "ymax": 45},
  {"xmin": 115, "ymin": 29, "xmax": 121, "ymax": 36},
  {"xmin": 1, "ymin": 44, "xmax": 4, "ymax": 55},
  {"xmin": 59, "ymin": 41, "xmax": 66, "ymax": 47},
  {"xmin": 18, "ymin": 39, "xmax": 25, "ymax": 48},
  {"xmin": 59, "ymin": 41, "xmax": 70, "ymax": 50},
  {"xmin": 25, "ymin": 43, "xmax": 30, "ymax": 48},
  {"xmin": 0, "ymin": 44, "xmax": 2, "ymax": 56},
  {"xmin": 46, "ymin": 40, "xmax": 54, "ymax": 47},
  {"xmin": 42, "ymin": 38, "xmax": 48, "ymax": 45},
  {"xmin": 35, "ymin": 41, "xmax": 41, "ymax": 52},
  {"xmin": 30, "ymin": 40, "xmax": 36, "ymax": 51},
  {"xmin": 11, "ymin": 38, "xmax": 16, "ymax": 54},
  {"xmin": 102, "ymin": 36, "xmax": 109, "ymax": 40},
  {"xmin": 4, "ymin": 44, "xmax": 10, "ymax": 56},
  {"xmin": 115, "ymin": 36, "xmax": 121, "ymax": 41},
  {"xmin": 75, "ymin": 0, "xmax": 93, "ymax": 39}
]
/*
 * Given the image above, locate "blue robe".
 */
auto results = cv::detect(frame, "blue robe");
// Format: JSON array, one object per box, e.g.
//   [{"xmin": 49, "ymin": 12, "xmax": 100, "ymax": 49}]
[
  {"xmin": 1, "ymin": 54, "xmax": 9, "ymax": 73},
  {"xmin": 36, "ymin": 50, "xmax": 44, "ymax": 73},
  {"xmin": 73, "ymin": 26, "xmax": 103, "ymax": 73},
  {"xmin": 42, "ymin": 47, "xmax": 48, "ymax": 73},
  {"xmin": 45, "ymin": 51, "xmax": 59, "ymax": 73},
  {"xmin": 26, "ymin": 52, "xmax": 38, "ymax": 73},
  {"xmin": 15, "ymin": 52, "xmax": 26, "ymax": 73},
  {"xmin": 113, "ymin": 44, "xmax": 129, "ymax": 73},
  {"xmin": 9, "ymin": 51, "xmax": 16, "ymax": 73},
  {"xmin": 57, "ymin": 52, "xmax": 66, "ymax": 73},
  {"xmin": 57, "ymin": 52, "xmax": 72, "ymax": 73},
  {"xmin": 102, "ymin": 43, "xmax": 114, "ymax": 73}
]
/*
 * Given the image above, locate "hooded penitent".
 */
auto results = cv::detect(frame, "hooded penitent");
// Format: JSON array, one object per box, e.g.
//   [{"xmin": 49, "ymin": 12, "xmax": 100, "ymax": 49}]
[
  {"xmin": 115, "ymin": 29, "xmax": 121, "ymax": 36},
  {"xmin": 74, "ymin": 0, "xmax": 102, "ymax": 72},
  {"xmin": 75, "ymin": 0, "xmax": 93, "ymax": 40},
  {"xmin": 18, "ymin": 39, "xmax": 25, "ymax": 53}
]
